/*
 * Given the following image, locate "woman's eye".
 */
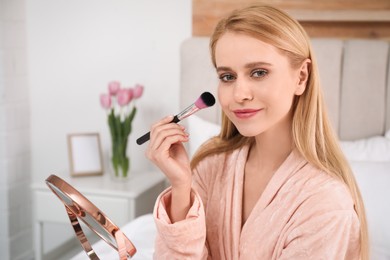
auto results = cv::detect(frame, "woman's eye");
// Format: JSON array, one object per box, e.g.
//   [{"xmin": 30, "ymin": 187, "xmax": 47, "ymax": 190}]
[
  {"xmin": 219, "ymin": 74, "xmax": 236, "ymax": 82},
  {"xmin": 251, "ymin": 69, "xmax": 268, "ymax": 78}
]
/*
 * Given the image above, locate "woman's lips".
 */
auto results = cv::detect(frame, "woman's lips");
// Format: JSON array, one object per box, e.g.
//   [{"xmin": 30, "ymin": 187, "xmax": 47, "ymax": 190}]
[{"xmin": 232, "ymin": 108, "xmax": 262, "ymax": 119}]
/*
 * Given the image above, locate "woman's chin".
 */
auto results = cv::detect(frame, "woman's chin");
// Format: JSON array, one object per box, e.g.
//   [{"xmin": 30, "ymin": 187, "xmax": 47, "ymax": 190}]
[{"xmin": 236, "ymin": 127, "xmax": 262, "ymax": 138}]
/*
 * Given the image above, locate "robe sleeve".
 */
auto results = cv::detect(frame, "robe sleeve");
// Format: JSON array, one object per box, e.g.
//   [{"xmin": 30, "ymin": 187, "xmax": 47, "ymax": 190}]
[
  {"xmin": 152, "ymin": 163, "xmax": 212, "ymax": 260},
  {"xmin": 279, "ymin": 210, "xmax": 361, "ymax": 260}
]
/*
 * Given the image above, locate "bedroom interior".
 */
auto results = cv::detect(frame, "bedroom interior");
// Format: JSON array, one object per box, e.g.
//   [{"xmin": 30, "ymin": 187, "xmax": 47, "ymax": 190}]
[{"xmin": 1, "ymin": 0, "xmax": 389, "ymax": 259}]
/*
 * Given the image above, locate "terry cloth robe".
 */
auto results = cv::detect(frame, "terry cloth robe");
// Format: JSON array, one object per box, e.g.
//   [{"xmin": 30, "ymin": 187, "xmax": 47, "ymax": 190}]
[{"xmin": 153, "ymin": 146, "xmax": 361, "ymax": 260}]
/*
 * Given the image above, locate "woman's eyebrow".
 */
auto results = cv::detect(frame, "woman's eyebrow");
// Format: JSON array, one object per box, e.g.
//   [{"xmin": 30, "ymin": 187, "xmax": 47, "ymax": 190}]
[
  {"xmin": 216, "ymin": 62, "xmax": 273, "ymax": 73},
  {"xmin": 244, "ymin": 61, "xmax": 273, "ymax": 69},
  {"xmin": 216, "ymin": 66, "xmax": 231, "ymax": 73}
]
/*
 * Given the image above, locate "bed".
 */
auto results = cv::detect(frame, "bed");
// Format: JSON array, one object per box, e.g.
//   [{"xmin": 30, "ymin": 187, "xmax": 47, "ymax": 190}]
[{"xmin": 72, "ymin": 37, "xmax": 390, "ymax": 259}]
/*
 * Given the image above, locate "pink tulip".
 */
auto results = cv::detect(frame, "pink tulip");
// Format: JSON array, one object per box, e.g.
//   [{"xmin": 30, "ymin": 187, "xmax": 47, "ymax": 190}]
[
  {"xmin": 100, "ymin": 94, "xmax": 111, "ymax": 109},
  {"xmin": 127, "ymin": 88, "xmax": 134, "ymax": 103},
  {"xmin": 108, "ymin": 81, "xmax": 121, "ymax": 96},
  {"xmin": 133, "ymin": 84, "xmax": 144, "ymax": 99},
  {"xmin": 117, "ymin": 89, "xmax": 131, "ymax": 106}
]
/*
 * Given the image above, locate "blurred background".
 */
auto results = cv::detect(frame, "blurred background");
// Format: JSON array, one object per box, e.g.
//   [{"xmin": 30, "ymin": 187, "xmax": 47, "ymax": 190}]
[{"xmin": 1, "ymin": 0, "xmax": 389, "ymax": 259}]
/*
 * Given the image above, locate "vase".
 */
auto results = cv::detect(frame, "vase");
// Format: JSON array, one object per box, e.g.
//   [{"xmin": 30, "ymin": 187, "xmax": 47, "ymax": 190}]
[{"xmin": 109, "ymin": 139, "xmax": 131, "ymax": 182}]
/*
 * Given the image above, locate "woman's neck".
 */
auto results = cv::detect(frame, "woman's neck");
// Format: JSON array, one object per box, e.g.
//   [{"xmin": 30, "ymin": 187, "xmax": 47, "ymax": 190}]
[{"xmin": 249, "ymin": 121, "xmax": 294, "ymax": 172}]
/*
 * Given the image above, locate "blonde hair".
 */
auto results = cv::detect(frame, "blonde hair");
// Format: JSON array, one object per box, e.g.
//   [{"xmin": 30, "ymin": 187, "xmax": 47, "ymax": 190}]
[{"xmin": 191, "ymin": 4, "xmax": 369, "ymax": 259}]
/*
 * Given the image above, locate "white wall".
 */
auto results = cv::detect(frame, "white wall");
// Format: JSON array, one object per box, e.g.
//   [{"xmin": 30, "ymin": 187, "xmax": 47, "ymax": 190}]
[
  {"xmin": 0, "ymin": 13, "xmax": 10, "ymax": 258},
  {"xmin": 26, "ymin": 0, "xmax": 192, "ymax": 182},
  {"xmin": 1, "ymin": 0, "xmax": 33, "ymax": 259},
  {"xmin": 0, "ymin": 0, "xmax": 32, "ymax": 260}
]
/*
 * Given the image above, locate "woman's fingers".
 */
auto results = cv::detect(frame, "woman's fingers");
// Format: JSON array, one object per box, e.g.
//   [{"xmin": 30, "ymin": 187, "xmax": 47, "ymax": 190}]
[
  {"xmin": 146, "ymin": 116, "xmax": 189, "ymax": 161},
  {"xmin": 150, "ymin": 115, "xmax": 174, "ymax": 130},
  {"xmin": 155, "ymin": 132, "xmax": 189, "ymax": 154},
  {"xmin": 150, "ymin": 124, "xmax": 187, "ymax": 151}
]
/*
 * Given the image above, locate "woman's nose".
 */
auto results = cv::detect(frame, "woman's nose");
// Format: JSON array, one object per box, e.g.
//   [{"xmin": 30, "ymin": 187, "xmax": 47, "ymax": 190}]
[{"xmin": 233, "ymin": 80, "xmax": 253, "ymax": 102}]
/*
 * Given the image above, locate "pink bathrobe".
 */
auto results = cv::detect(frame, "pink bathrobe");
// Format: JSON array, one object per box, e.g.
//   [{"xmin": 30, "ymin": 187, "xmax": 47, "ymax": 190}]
[{"xmin": 153, "ymin": 146, "xmax": 360, "ymax": 259}]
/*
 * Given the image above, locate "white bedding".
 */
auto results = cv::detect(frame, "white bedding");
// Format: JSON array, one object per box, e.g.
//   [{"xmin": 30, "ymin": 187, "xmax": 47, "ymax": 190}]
[{"xmin": 350, "ymin": 161, "xmax": 390, "ymax": 260}]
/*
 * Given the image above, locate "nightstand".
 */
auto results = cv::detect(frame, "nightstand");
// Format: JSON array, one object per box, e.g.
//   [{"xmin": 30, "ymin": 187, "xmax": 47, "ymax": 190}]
[{"xmin": 31, "ymin": 170, "xmax": 166, "ymax": 260}]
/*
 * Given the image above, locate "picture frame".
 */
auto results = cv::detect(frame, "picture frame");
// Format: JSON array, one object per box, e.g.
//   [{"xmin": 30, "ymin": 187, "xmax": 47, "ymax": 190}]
[{"xmin": 67, "ymin": 133, "xmax": 104, "ymax": 177}]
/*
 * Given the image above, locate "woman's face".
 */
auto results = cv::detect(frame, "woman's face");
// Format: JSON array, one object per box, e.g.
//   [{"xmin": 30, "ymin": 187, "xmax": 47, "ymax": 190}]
[{"xmin": 215, "ymin": 32, "xmax": 308, "ymax": 137}]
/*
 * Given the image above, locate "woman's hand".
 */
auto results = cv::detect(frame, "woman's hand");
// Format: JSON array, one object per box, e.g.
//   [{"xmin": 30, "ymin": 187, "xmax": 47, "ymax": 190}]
[
  {"xmin": 146, "ymin": 115, "xmax": 192, "ymax": 188},
  {"xmin": 146, "ymin": 116, "xmax": 193, "ymax": 222}
]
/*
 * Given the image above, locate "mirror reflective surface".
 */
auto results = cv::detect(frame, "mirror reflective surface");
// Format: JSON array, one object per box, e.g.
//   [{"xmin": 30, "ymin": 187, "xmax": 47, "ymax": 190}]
[{"xmin": 45, "ymin": 174, "xmax": 137, "ymax": 259}]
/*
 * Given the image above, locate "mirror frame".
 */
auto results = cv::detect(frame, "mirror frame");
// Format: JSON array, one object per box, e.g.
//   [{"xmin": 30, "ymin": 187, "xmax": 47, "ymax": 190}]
[{"xmin": 45, "ymin": 174, "xmax": 137, "ymax": 259}]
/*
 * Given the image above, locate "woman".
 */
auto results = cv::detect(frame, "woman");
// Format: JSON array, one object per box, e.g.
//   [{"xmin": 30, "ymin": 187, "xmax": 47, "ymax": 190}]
[{"xmin": 146, "ymin": 4, "xmax": 368, "ymax": 260}]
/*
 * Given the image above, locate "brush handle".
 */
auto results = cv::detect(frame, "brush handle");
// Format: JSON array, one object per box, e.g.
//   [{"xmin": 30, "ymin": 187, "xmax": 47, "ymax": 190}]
[
  {"xmin": 136, "ymin": 132, "xmax": 150, "ymax": 145},
  {"xmin": 136, "ymin": 115, "xmax": 180, "ymax": 145}
]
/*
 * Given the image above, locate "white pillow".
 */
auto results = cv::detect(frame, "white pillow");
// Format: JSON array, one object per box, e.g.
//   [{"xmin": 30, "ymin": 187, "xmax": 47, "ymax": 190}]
[
  {"xmin": 350, "ymin": 161, "xmax": 390, "ymax": 258},
  {"xmin": 186, "ymin": 115, "xmax": 220, "ymax": 157},
  {"xmin": 340, "ymin": 136, "xmax": 390, "ymax": 162},
  {"xmin": 386, "ymin": 129, "xmax": 390, "ymax": 139}
]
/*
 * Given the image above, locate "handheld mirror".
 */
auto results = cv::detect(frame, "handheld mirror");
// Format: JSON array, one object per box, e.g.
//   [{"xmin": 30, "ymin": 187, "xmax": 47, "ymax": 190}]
[{"xmin": 45, "ymin": 174, "xmax": 137, "ymax": 259}]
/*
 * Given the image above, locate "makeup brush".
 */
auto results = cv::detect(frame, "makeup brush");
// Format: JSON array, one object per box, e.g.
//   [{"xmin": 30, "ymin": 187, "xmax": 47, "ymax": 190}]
[{"xmin": 136, "ymin": 92, "xmax": 216, "ymax": 145}]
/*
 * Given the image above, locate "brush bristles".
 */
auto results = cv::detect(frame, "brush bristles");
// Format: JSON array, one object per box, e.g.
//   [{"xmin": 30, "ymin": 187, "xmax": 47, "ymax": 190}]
[{"xmin": 195, "ymin": 92, "xmax": 216, "ymax": 109}]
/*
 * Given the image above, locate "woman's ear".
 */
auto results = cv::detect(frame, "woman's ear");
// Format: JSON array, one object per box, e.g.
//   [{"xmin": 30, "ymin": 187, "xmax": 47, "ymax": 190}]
[{"xmin": 295, "ymin": 59, "xmax": 311, "ymax": 95}]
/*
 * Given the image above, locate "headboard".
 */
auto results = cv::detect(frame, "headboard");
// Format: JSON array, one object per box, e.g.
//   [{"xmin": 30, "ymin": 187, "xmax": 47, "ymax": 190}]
[{"xmin": 180, "ymin": 37, "xmax": 390, "ymax": 141}]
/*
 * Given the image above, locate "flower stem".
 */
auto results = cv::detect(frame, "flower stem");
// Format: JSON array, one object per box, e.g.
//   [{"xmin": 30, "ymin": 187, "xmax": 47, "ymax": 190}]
[{"xmin": 108, "ymin": 107, "xmax": 137, "ymax": 178}]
